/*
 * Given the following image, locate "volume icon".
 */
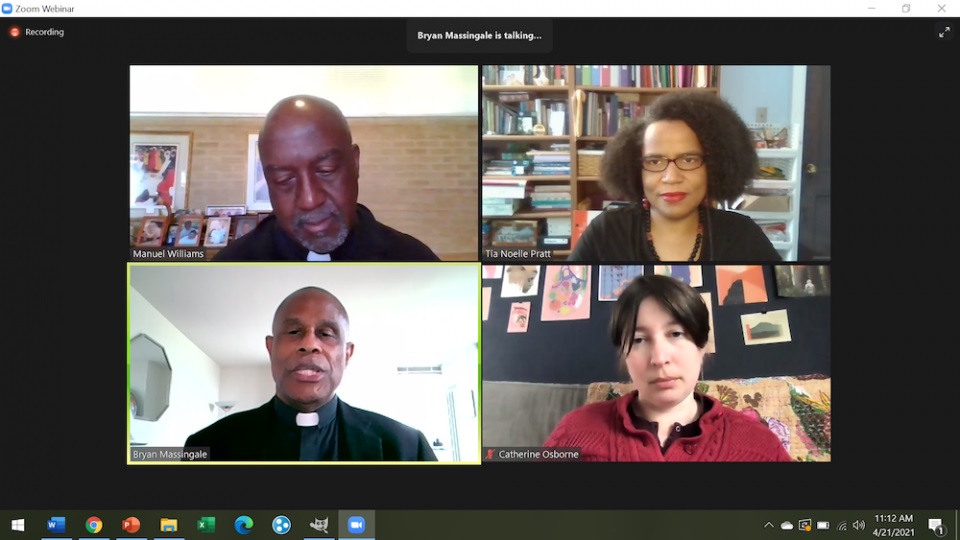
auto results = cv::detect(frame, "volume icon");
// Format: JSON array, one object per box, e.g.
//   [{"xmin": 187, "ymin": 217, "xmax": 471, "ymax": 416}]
[{"xmin": 853, "ymin": 520, "xmax": 866, "ymax": 530}]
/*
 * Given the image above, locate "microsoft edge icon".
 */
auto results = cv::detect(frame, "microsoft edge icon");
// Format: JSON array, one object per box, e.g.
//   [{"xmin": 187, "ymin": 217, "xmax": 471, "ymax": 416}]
[
  {"xmin": 234, "ymin": 515, "xmax": 254, "ymax": 534},
  {"xmin": 347, "ymin": 516, "xmax": 365, "ymax": 534},
  {"xmin": 2, "ymin": 4, "xmax": 14, "ymax": 14}
]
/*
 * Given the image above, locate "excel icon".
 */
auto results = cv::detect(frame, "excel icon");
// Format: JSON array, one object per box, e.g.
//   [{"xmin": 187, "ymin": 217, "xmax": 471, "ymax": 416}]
[{"xmin": 198, "ymin": 516, "xmax": 216, "ymax": 533}]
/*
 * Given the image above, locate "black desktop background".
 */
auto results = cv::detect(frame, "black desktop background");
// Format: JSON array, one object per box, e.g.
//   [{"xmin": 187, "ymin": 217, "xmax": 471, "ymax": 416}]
[{"xmin": 0, "ymin": 18, "xmax": 955, "ymax": 510}]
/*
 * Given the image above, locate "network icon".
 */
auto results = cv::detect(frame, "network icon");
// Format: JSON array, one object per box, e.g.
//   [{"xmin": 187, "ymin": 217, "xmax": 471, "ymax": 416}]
[{"xmin": 838, "ymin": 521, "xmax": 848, "ymax": 531}]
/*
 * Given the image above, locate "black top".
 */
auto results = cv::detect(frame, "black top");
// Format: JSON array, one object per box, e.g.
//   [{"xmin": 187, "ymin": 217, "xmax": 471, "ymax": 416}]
[
  {"xmin": 183, "ymin": 396, "xmax": 439, "ymax": 461},
  {"xmin": 627, "ymin": 392, "xmax": 712, "ymax": 453},
  {"xmin": 568, "ymin": 206, "xmax": 783, "ymax": 262},
  {"xmin": 212, "ymin": 204, "xmax": 440, "ymax": 261},
  {"xmin": 272, "ymin": 395, "xmax": 339, "ymax": 461}
]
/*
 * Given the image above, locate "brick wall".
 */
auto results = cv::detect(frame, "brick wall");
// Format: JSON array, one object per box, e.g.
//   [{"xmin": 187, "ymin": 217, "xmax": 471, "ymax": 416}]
[{"xmin": 130, "ymin": 116, "xmax": 479, "ymax": 259}]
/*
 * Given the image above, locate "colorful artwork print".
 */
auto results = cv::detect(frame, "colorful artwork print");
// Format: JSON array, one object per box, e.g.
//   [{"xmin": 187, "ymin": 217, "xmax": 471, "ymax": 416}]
[
  {"xmin": 483, "ymin": 265, "xmax": 504, "ymax": 279},
  {"xmin": 131, "ymin": 144, "xmax": 178, "ymax": 209},
  {"xmin": 541, "ymin": 266, "xmax": 591, "ymax": 321},
  {"xmin": 653, "ymin": 265, "xmax": 703, "ymax": 287},
  {"xmin": 740, "ymin": 309, "xmax": 792, "ymax": 345},
  {"xmin": 501, "ymin": 266, "xmax": 541, "ymax": 298},
  {"xmin": 507, "ymin": 302, "xmax": 531, "ymax": 333},
  {"xmin": 774, "ymin": 265, "xmax": 830, "ymax": 297},
  {"xmin": 715, "ymin": 266, "xmax": 769, "ymax": 305},
  {"xmin": 598, "ymin": 265, "xmax": 644, "ymax": 301}
]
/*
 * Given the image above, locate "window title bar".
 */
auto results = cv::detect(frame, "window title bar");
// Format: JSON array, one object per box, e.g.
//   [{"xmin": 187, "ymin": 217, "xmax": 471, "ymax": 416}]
[{"xmin": 0, "ymin": 0, "xmax": 950, "ymax": 17}]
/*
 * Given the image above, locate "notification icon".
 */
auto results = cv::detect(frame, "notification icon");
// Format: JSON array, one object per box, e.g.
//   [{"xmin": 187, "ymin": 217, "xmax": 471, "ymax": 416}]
[{"xmin": 122, "ymin": 517, "xmax": 141, "ymax": 533}]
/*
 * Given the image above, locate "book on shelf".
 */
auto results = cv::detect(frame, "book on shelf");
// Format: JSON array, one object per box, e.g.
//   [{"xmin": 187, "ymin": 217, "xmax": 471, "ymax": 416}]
[
  {"xmin": 571, "ymin": 210, "xmax": 602, "ymax": 249},
  {"xmin": 482, "ymin": 94, "xmax": 570, "ymax": 136}
]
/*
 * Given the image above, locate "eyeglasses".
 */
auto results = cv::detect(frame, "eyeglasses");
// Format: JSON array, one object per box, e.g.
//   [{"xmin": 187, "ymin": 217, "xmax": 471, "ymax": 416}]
[{"xmin": 640, "ymin": 154, "xmax": 705, "ymax": 172}]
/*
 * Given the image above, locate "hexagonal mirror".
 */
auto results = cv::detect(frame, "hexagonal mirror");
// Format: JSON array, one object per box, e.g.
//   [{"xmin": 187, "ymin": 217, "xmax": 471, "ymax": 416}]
[{"xmin": 129, "ymin": 333, "xmax": 172, "ymax": 422}]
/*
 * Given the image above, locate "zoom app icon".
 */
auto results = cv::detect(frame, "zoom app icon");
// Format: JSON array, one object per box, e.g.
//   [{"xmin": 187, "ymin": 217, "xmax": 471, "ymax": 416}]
[{"xmin": 234, "ymin": 515, "xmax": 254, "ymax": 534}]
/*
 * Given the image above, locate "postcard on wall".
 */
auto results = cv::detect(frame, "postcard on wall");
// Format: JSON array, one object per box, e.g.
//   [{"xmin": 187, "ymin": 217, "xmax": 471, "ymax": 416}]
[
  {"xmin": 654, "ymin": 265, "xmax": 703, "ymax": 287},
  {"xmin": 502, "ymin": 266, "xmax": 541, "ymax": 298},
  {"xmin": 246, "ymin": 134, "xmax": 273, "ymax": 212},
  {"xmin": 715, "ymin": 265, "xmax": 769, "ymax": 306},
  {"xmin": 507, "ymin": 302, "xmax": 531, "ymax": 333},
  {"xmin": 598, "ymin": 265, "xmax": 644, "ymax": 301},
  {"xmin": 541, "ymin": 265, "xmax": 591, "ymax": 322},
  {"xmin": 483, "ymin": 265, "xmax": 504, "ymax": 280},
  {"xmin": 774, "ymin": 265, "xmax": 831, "ymax": 297},
  {"xmin": 700, "ymin": 292, "xmax": 716, "ymax": 353},
  {"xmin": 482, "ymin": 287, "xmax": 492, "ymax": 321},
  {"xmin": 740, "ymin": 309, "xmax": 792, "ymax": 346}
]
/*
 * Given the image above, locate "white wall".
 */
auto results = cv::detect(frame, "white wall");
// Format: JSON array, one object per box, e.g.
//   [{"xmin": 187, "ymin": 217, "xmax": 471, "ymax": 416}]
[
  {"xmin": 720, "ymin": 65, "xmax": 796, "ymax": 125},
  {"xmin": 129, "ymin": 65, "xmax": 479, "ymax": 117},
  {"xmin": 129, "ymin": 288, "xmax": 221, "ymax": 447},
  {"xmin": 216, "ymin": 342, "xmax": 481, "ymax": 462}
]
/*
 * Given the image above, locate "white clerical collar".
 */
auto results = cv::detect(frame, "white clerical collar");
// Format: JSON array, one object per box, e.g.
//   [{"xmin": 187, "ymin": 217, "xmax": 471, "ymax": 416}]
[
  {"xmin": 296, "ymin": 412, "xmax": 320, "ymax": 427},
  {"xmin": 307, "ymin": 251, "xmax": 332, "ymax": 262}
]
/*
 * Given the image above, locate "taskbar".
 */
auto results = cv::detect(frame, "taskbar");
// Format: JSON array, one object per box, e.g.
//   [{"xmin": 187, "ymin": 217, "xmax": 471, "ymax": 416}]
[{"xmin": 0, "ymin": 509, "xmax": 954, "ymax": 540}]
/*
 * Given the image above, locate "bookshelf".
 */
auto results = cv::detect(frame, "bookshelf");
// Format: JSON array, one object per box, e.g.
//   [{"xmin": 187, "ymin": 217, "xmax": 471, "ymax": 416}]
[
  {"xmin": 481, "ymin": 65, "xmax": 722, "ymax": 261},
  {"xmin": 482, "ymin": 64, "xmax": 807, "ymax": 261}
]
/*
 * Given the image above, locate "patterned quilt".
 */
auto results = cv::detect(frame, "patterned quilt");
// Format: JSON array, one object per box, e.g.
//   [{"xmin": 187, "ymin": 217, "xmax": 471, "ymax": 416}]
[{"xmin": 586, "ymin": 375, "xmax": 831, "ymax": 462}]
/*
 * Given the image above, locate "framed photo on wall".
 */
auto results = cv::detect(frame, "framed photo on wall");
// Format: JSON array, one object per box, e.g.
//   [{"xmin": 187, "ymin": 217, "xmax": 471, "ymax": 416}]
[
  {"xmin": 136, "ymin": 216, "xmax": 168, "ymax": 247},
  {"xmin": 246, "ymin": 134, "xmax": 272, "ymax": 212},
  {"xmin": 204, "ymin": 217, "xmax": 232, "ymax": 247},
  {"xmin": 130, "ymin": 132, "xmax": 192, "ymax": 212}
]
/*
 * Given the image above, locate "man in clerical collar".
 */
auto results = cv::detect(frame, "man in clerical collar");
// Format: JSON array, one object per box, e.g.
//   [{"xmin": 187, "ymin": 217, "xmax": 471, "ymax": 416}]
[
  {"xmin": 183, "ymin": 286, "xmax": 438, "ymax": 462},
  {"xmin": 212, "ymin": 95, "xmax": 439, "ymax": 262}
]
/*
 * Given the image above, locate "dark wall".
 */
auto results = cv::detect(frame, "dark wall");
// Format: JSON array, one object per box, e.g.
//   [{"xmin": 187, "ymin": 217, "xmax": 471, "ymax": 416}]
[{"xmin": 481, "ymin": 264, "xmax": 830, "ymax": 384}]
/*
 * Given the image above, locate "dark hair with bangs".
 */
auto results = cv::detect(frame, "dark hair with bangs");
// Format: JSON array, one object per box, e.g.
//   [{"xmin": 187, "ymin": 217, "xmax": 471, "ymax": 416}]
[
  {"xmin": 609, "ymin": 274, "xmax": 710, "ymax": 359},
  {"xmin": 600, "ymin": 91, "xmax": 758, "ymax": 205}
]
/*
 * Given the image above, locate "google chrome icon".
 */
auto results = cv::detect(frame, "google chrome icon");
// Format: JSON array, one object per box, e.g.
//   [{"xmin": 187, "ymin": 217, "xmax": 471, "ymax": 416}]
[
  {"xmin": 85, "ymin": 516, "xmax": 103, "ymax": 534},
  {"xmin": 235, "ymin": 515, "xmax": 253, "ymax": 534}
]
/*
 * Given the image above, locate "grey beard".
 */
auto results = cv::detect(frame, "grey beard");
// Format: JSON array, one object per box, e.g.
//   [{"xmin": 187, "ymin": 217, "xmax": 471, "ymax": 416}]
[{"xmin": 294, "ymin": 211, "xmax": 349, "ymax": 254}]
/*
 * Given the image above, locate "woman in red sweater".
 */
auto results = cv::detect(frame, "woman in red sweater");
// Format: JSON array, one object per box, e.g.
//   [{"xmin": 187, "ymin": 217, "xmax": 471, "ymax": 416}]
[{"xmin": 544, "ymin": 274, "xmax": 792, "ymax": 462}]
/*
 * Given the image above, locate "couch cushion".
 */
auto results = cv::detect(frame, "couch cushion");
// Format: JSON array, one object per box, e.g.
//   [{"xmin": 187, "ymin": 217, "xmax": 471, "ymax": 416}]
[
  {"xmin": 586, "ymin": 376, "xmax": 831, "ymax": 462},
  {"xmin": 482, "ymin": 381, "xmax": 589, "ymax": 447}
]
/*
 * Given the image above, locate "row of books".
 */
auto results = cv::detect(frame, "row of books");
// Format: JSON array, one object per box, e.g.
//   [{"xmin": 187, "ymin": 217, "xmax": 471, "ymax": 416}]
[
  {"xmin": 482, "ymin": 95, "xmax": 569, "ymax": 136},
  {"xmin": 580, "ymin": 93, "xmax": 648, "ymax": 137},
  {"xmin": 575, "ymin": 65, "xmax": 719, "ymax": 88}
]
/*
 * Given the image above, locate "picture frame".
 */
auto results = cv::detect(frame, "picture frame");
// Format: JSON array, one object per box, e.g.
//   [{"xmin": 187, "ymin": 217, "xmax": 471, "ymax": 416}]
[
  {"xmin": 233, "ymin": 216, "xmax": 258, "ymax": 240},
  {"xmin": 205, "ymin": 205, "xmax": 247, "ymax": 217},
  {"xmin": 130, "ymin": 132, "xmax": 192, "ymax": 212},
  {"xmin": 490, "ymin": 219, "xmax": 538, "ymax": 248},
  {"xmin": 246, "ymin": 134, "xmax": 272, "ymax": 212},
  {"xmin": 136, "ymin": 216, "xmax": 168, "ymax": 247},
  {"xmin": 204, "ymin": 217, "xmax": 232, "ymax": 247},
  {"xmin": 257, "ymin": 212, "xmax": 272, "ymax": 224},
  {"xmin": 174, "ymin": 214, "xmax": 204, "ymax": 247}
]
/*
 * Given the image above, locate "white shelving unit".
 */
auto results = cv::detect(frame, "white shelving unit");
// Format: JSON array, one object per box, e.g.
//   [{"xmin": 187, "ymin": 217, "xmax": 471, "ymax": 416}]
[{"xmin": 728, "ymin": 65, "xmax": 807, "ymax": 261}]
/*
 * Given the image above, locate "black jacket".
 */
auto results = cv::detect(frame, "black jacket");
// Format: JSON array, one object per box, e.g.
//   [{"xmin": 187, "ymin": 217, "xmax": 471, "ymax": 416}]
[
  {"xmin": 212, "ymin": 204, "xmax": 440, "ymax": 261},
  {"xmin": 183, "ymin": 397, "xmax": 439, "ymax": 462},
  {"xmin": 568, "ymin": 206, "xmax": 783, "ymax": 262}
]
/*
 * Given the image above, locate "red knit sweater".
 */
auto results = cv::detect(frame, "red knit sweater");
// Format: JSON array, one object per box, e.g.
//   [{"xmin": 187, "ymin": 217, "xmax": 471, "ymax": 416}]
[{"xmin": 544, "ymin": 391, "xmax": 793, "ymax": 462}]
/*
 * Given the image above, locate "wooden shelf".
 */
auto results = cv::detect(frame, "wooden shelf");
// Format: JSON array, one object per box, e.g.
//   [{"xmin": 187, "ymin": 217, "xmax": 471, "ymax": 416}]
[
  {"xmin": 577, "ymin": 85, "xmax": 720, "ymax": 94},
  {"xmin": 482, "ymin": 135, "xmax": 568, "ymax": 142},
  {"xmin": 483, "ymin": 176, "xmax": 570, "ymax": 182},
  {"xmin": 482, "ymin": 85, "xmax": 569, "ymax": 92},
  {"xmin": 511, "ymin": 210, "xmax": 571, "ymax": 219}
]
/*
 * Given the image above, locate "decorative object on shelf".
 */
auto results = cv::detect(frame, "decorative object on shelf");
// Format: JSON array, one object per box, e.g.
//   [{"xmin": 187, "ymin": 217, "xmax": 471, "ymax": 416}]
[
  {"xmin": 234, "ymin": 216, "xmax": 258, "ymax": 239},
  {"xmin": 173, "ymin": 214, "xmax": 204, "ymax": 246},
  {"xmin": 534, "ymin": 65, "xmax": 550, "ymax": 86},
  {"xmin": 246, "ymin": 134, "xmax": 273, "ymax": 212},
  {"xmin": 763, "ymin": 127, "xmax": 789, "ymax": 149},
  {"xmin": 204, "ymin": 217, "xmax": 232, "ymax": 247},
  {"xmin": 205, "ymin": 205, "xmax": 247, "ymax": 217},
  {"xmin": 533, "ymin": 124, "xmax": 547, "ymax": 136},
  {"xmin": 135, "ymin": 216, "xmax": 168, "ymax": 247},
  {"xmin": 491, "ymin": 220, "xmax": 538, "ymax": 248},
  {"xmin": 130, "ymin": 132, "xmax": 192, "ymax": 212}
]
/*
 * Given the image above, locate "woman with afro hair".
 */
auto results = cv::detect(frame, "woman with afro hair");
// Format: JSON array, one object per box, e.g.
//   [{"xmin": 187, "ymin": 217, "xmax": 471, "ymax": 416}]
[{"xmin": 568, "ymin": 91, "xmax": 782, "ymax": 262}]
